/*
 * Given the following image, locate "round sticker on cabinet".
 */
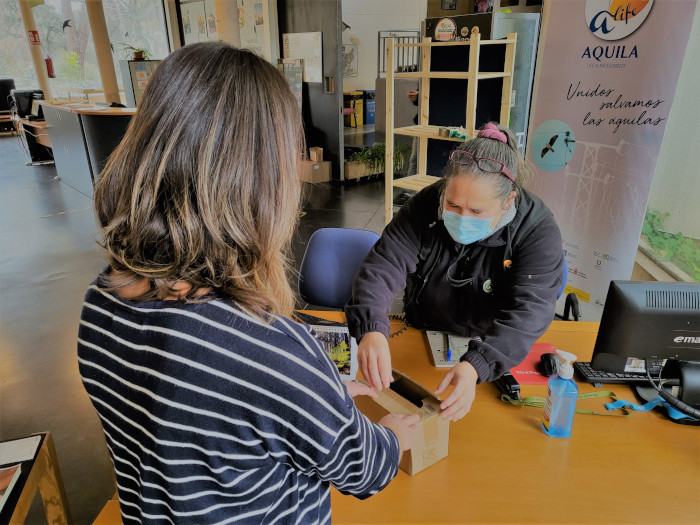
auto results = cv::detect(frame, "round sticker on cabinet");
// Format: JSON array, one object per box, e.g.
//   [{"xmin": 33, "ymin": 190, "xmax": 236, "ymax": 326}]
[
  {"xmin": 434, "ymin": 18, "xmax": 457, "ymax": 41},
  {"xmin": 483, "ymin": 279, "xmax": 493, "ymax": 294}
]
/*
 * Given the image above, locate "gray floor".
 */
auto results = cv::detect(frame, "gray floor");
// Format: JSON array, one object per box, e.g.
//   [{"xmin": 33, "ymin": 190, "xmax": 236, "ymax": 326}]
[{"xmin": 0, "ymin": 132, "xmax": 395, "ymax": 524}]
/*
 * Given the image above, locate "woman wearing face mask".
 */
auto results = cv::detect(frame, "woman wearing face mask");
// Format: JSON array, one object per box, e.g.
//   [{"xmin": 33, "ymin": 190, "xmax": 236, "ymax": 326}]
[{"xmin": 345, "ymin": 123, "xmax": 564, "ymax": 422}]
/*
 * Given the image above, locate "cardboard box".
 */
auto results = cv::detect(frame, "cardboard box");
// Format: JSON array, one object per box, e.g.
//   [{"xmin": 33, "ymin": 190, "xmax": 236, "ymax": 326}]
[
  {"xmin": 354, "ymin": 369, "xmax": 449, "ymax": 476},
  {"xmin": 300, "ymin": 160, "xmax": 331, "ymax": 183},
  {"xmin": 309, "ymin": 147, "xmax": 323, "ymax": 162}
]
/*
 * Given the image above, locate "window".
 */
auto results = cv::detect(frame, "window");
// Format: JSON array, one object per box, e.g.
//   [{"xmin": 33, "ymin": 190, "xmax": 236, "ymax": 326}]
[
  {"xmin": 0, "ymin": 1, "xmax": 169, "ymax": 98},
  {"xmin": 638, "ymin": 23, "xmax": 699, "ymax": 284},
  {"xmin": 103, "ymin": 0, "xmax": 170, "ymax": 89}
]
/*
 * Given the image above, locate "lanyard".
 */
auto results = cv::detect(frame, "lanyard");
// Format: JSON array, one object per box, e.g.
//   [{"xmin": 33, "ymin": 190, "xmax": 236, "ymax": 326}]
[
  {"xmin": 500, "ymin": 390, "xmax": 633, "ymax": 417},
  {"xmin": 606, "ymin": 397, "xmax": 699, "ymax": 421}
]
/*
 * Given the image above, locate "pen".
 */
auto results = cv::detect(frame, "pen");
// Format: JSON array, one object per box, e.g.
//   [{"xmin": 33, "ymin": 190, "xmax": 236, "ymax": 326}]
[{"xmin": 445, "ymin": 334, "xmax": 452, "ymax": 361}]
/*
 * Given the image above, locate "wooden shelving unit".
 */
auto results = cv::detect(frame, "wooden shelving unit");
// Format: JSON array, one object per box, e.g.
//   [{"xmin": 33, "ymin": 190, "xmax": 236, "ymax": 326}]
[{"xmin": 384, "ymin": 31, "xmax": 517, "ymax": 224}]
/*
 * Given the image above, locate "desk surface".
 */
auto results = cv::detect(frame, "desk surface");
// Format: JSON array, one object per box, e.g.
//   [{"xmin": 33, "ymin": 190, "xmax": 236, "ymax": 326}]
[
  {"xmin": 39, "ymin": 101, "xmax": 136, "ymax": 116},
  {"xmin": 312, "ymin": 316, "xmax": 700, "ymax": 524},
  {"xmin": 18, "ymin": 118, "xmax": 48, "ymax": 130},
  {"xmin": 1, "ymin": 432, "xmax": 71, "ymax": 524}
]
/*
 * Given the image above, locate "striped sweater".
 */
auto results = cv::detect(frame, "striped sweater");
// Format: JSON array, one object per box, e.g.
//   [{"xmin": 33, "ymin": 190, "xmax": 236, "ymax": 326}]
[{"xmin": 77, "ymin": 276, "xmax": 400, "ymax": 524}]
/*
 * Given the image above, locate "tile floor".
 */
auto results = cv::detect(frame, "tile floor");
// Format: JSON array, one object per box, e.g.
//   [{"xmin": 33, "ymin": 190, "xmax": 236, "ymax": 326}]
[{"xmin": 0, "ymin": 133, "xmax": 402, "ymax": 524}]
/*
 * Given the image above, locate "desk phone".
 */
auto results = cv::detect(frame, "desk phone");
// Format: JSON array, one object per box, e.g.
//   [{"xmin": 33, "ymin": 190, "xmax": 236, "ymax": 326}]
[{"xmin": 425, "ymin": 331, "xmax": 474, "ymax": 367}]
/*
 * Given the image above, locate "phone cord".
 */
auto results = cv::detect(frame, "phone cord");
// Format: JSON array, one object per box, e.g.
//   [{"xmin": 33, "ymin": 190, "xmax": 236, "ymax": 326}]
[{"xmin": 388, "ymin": 313, "xmax": 408, "ymax": 338}]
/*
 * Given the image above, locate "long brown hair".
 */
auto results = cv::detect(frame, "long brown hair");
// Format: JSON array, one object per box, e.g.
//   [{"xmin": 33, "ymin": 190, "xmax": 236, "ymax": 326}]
[{"xmin": 94, "ymin": 42, "xmax": 304, "ymax": 318}]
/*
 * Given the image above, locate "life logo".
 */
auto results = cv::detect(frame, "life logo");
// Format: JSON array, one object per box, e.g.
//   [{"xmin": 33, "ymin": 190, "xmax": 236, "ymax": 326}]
[{"xmin": 585, "ymin": 0, "xmax": 654, "ymax": 41}]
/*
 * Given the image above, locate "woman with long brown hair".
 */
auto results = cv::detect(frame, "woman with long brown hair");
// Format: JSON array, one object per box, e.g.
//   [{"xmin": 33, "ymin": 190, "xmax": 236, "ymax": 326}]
[{"xmin": 78, "ymin": 41, "xmax": 418, "ymax": 524}]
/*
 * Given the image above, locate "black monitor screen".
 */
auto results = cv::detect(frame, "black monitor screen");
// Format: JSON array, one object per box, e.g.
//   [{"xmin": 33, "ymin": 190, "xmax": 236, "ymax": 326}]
[
  {"xmin": 0, "ymin": 78, "xmax": 16, "ymax": 112},
  {"xmin": 591, "ymin": 280, "xmax": 700, "ymax": 374}
]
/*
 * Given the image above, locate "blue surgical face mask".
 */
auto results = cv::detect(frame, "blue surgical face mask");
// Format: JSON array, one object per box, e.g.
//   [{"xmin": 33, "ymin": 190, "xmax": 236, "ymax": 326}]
[{"xmin": 442, "ymin": 209, "xmax": 495, "ymax": 245}]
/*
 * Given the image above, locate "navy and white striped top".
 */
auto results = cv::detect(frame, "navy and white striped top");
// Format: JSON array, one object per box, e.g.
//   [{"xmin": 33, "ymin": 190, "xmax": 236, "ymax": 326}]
[{"xmin": 78, "ymin": 275, "xmax": 400, "ymax": 524}]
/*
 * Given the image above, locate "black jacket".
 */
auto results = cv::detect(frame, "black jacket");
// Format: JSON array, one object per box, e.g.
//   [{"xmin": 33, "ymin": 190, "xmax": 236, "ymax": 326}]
[{"xmin": 345, "ymin": 179, "xmax": 564, "ymax": 382}]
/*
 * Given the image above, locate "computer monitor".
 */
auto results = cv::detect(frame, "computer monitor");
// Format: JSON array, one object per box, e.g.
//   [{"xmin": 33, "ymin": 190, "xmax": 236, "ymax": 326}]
[
  {"xmin": 11, "ymin": 89, "xmax": 43, "ymax": 118},
  {"xmin": 591, "ymin": 280, "xmax": 700, "ymax": 374},
  {"xmin": 0, "ymin": 78, "xmax": 16, "ymax": 113}
]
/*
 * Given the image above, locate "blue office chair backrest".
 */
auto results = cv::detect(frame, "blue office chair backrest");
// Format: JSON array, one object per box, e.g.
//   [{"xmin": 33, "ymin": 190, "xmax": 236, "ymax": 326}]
[
  {"xmin": 556, "ymin": 255, "xmax": 580, "ymax": 320},
  {"xmin": 298, "ymin": 228, "xmax": 380, "ymax": 309}
]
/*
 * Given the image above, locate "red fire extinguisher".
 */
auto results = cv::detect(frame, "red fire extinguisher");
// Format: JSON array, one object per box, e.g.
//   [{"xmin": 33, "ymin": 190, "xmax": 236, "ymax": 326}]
[{"xmin": 45, "ymin": 55, "xmax": 55, "ymax": 78}]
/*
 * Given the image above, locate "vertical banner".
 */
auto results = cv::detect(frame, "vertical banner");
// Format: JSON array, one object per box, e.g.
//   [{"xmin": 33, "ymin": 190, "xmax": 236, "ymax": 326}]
[{"xmin": 526, "ymin": 0, "xmax": 696, "ymax": 320}]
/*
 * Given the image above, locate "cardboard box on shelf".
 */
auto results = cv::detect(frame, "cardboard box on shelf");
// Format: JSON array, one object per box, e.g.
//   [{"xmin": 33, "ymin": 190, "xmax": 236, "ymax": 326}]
[
  {"xmin": 300, "ymin": 160, "xmax": 331, "ymax": 183},
  {"xmin": 354, "ymin": 369, "xmax": 449, "ymax": 476},
  {"xmin": 309, "ymin": 147, "xmax": 323, "ymax": 162}
]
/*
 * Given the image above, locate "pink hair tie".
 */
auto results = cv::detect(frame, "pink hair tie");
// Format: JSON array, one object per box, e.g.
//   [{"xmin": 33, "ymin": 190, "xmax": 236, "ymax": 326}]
[{"xmin": 478, "ymin": 123, "xmax": 507, "ymax": 144}]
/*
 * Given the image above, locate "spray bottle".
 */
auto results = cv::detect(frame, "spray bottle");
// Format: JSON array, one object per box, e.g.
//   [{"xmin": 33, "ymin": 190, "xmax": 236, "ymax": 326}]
[{"xmin": 542, "ymin": 350, "xmax": 578, "ymax": 438}]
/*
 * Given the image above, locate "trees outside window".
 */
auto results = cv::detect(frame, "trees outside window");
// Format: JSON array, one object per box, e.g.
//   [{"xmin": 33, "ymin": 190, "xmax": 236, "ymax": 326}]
[{"xmin": 0, "ymin": 0, "xmax": 169, "ymax": 96}]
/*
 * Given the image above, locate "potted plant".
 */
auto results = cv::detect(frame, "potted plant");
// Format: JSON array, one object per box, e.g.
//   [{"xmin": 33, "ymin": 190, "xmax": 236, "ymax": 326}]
[
  {"xmin": 345, "ymin": 142, "xmax": 410, "ymax": 180},
  {"xmin": 119, "ymin": 43, "xmax": 151, "ymax": 61}
]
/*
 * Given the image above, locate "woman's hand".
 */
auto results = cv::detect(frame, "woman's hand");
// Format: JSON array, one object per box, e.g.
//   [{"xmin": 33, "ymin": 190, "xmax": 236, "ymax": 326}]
[
  {"xmin": 379, "ymin": 413, "xmax": 421, "ymax": 451},
  {"xmin": 342, "ymin": 380, "xmax": 377, "ymax": 399},
  {"xmin": 358, "ymin": 332, "xmax": 393, "ymax": 391},
  {"xmin": 434, "ymin": 361, "xmax": 479, "ymax": 421}
]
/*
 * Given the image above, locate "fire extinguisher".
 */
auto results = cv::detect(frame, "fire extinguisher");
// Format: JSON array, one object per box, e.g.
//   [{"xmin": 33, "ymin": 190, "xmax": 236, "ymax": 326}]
[{"xmin": 45, "ymin": 55, "xmax": 55, "ymax": 78}]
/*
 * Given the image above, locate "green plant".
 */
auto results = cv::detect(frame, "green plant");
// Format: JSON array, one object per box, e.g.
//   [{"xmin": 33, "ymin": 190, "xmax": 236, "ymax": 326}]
[
  {"xmin": 60, "ymin": 50, "xmax": 83, "ymax": 81},
  {"xmin": 642, "ymin": 207, "xmax": 700, "ymax": 281},
  {"xmin": 348, "ymin": 142, "xmax": 411, "ymax": 175},
  {"xmin": 118, "ymin": 43, "xmax": 151, "ymax": 60}
]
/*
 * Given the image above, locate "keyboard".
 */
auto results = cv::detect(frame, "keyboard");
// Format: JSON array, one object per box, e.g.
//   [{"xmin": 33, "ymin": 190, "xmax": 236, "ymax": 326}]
[{"xmin": 574, "ymin": 361, "xmax": 657, "ymax": 385}]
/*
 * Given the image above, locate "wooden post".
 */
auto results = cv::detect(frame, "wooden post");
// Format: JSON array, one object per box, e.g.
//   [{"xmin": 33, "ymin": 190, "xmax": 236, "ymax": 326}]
[
  {"xmin": 385, "ymin": 38, "xmax": 395, "ymax": 225},
  {"xmin": 466, "ymin": 30, "xmax": 480, "ymax": 137},
  {"xmin": 163, "ymin": 0, "xmax": 182, "ymax": 51},
  {"xmin": 418, "ymin": 37, "xmax": 432, "ymax": 177},
  {"xmin": 17, "ymin": 0, "xmax": 52, "ymax": 99},
  {"xmin": 500, "ymin": 33, "xmax": 517, "ymax": 126},
  {"xmin": 36, "ymin": 433, "xmax": 72, "ymax": 524},
  {"xmin": 85, "ymin": 0, "xmax": 121, "ymax": 104}
]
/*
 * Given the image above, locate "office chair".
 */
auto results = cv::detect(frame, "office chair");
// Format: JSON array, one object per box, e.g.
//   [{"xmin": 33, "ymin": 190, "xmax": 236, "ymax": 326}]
[
  {"xmin": 556, "ymin": 256, "xmax": 581, "ymax": 321},
  {"xmin": 298, "ymin": 227, "xmax": 379, "ymax": 309}
]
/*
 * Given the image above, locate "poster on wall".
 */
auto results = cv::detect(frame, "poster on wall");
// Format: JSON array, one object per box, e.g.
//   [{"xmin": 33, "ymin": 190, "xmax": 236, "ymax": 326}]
[
  {"xmin": 278, "ymin": 58, "xmax": 304, "ymax": 111},
  {"xmin": 342, "ymin": 44, "xmax": 358, "ymax": 77},
  {"xmin": 526, "ymin": 0, "xmax": 696, "ymax": 320},
  {"xmin": 236, "ymin": 0, "xmax": 272, "ymax": 60},
  {"xmin": 283, "ymin": 32, "xmax": 323, "ymax": 83},
  {"xmin": 179, "ymin": 0, "xmax": 215, "ymax": 45}
]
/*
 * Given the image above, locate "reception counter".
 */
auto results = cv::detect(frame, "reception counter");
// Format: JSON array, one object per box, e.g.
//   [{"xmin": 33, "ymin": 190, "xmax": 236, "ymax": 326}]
[{"xmin": 40, "ymin": 102, "xmax": 135, "ymax": 196}]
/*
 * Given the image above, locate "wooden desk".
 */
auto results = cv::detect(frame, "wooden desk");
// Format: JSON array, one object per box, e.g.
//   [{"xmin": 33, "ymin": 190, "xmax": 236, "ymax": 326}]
[
  {"xmin": 40, "ymin": 102, "xmax": 134, "ymax": 195},
  {"xmin": 318, "ymin": 317, "xmax": 700, "ymax": 524},
  {"xmin": 20, "ymin": 119, "xmax": 51, "ymax": 148},
  {"xmin": 17, "ymin": 118, "xmax": 53, "ymax": 163},
  {"xmin": 1, "ymin": 432, "xmax": 72, "ymax": 524}
]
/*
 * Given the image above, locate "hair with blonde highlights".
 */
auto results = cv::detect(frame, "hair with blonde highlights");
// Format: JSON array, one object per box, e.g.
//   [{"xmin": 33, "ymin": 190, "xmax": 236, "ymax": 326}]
[{"xmin": 94, "ymin": 42, "xmax": 304, "ymax": 318}]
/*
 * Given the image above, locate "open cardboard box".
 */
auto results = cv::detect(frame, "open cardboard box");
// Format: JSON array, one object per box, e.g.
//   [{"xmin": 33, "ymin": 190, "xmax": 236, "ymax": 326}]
[{"xmin": 354, "ymin": 369, "xmax": 449, "ymax": 476}]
